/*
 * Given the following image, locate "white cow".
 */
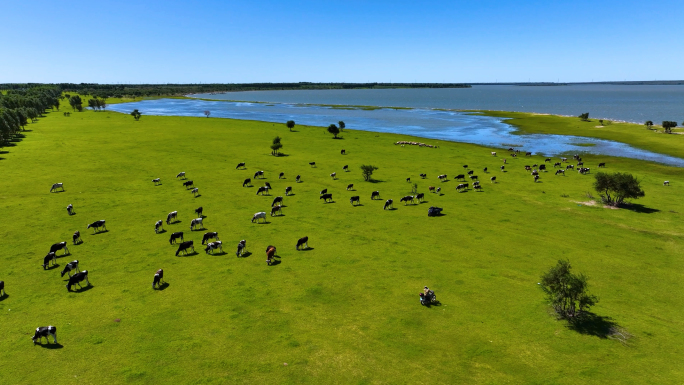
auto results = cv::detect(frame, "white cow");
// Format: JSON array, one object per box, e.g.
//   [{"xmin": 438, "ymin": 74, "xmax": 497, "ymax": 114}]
[
  {"xmin": 50, "ymin": 183, "xmax": 64, "ymax": 193},
  {"xmin": 190, "ymin": 218, "xmax": 204, "ymax": 230},
  {"xmin": 251, "ymin": 212, "xmax": 267, "ymax": 223}
]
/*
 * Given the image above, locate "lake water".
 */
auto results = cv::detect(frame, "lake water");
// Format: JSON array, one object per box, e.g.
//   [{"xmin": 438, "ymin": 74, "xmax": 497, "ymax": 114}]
[{"xmin": 107, "ymin": 97, "xmax": 684, "ymax": 167}]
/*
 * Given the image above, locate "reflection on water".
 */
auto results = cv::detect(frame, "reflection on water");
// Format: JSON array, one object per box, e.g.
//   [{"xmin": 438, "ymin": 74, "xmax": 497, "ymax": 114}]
[{"xmin": 107, "ymin": 99, "xmax": 684, "ymax": 167}]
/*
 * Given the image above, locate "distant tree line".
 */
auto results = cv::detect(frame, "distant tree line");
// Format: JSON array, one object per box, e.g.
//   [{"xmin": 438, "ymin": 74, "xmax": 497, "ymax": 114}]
[{"xmin": 0, "ymin": 86, "xmax": 61, "ymax": 146}]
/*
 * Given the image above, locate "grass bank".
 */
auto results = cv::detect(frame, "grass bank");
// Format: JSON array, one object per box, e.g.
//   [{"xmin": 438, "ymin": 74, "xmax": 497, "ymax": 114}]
[{"xmin": 1, "ymin": 108, "xmax": 683, "ymax": 384}]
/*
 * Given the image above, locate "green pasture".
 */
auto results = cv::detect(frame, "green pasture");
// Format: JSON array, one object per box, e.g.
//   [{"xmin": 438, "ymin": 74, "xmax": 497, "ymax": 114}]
[{"xmin": 1, "ymin": 108, "xmax": 683, "ymax": 384}]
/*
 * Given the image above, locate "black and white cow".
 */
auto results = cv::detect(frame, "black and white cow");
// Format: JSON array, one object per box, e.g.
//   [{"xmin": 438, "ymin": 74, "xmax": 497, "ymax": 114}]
[
  {"xmin": 416, "ymin": 193, "xmax": 425, "ymax": 202},
  {"xmin": 72, "ymin": 231, "xmax": 82, "ymax": 244},
  {"xmin": 195, "ymin": 207, "xmax": 203, "ymax": 218},
  {"xmin": 371, "ymin": 191, "xmax": 380, "ymax": 200},
  {"xmin": 271, "ymin": 205, "xmax": 282, "ymax": 216},
  {"xmin": 500, "ymin": 165, "xmax": 505, "ymax": 171},
  {"xmin": 243, "ymin": 178, "xmax": 252, "ymax": 187},
  {"xmin": 279, "ymin": 172, "xmax": 285, "ymax": 179},
  {"xmin": 555, "ymin": 169, "xmax": 565, "ymax": 175},
  {"xmin": 236, "ymin": 162, "xmax": 246, "ymax": 169},
  {"xmin": 347, "ymin": 184, "xmax": 354, "ymax": 191},
  {"xmin": 534, "ymin": 175, "xmax": 540, "ymax": 182},
  {"xmin": 383, "ymin": 199, "xmax": 394, "ymax": 210},
  {"xmin": 350, "ymin": 196, "xmax": 360, "ymax": 206},
  {"xmin": 296, "ymin": 175, "xmax": 301, "ymax": 183},
  {"xmin": 166, "ymin": 211, "xmax": 178, "ymax": 224},
  {"xmin": 61, "ymin": 260, "xmax": 79, "ymax": 277},
  {"xmin": 320, "ymin": 193, "xmax": 333, "ymax": 203},
  {"xmin": 330, "ymin": 172, "xmax": 337, "ymax": 179},
  {"xmin": 152, "ymin": 178, "xmax": 161, "ymax": 186},
  {"xmin": 455, "ymin": 174, "xmax": 465, "ymax": 181},
  {"xmin": 438, "ymin": 174, "xmax": 448, "ymax": 181},
  {"xmin": 236, "ymin": 240, "xmax": 247, "ymax": 257},
  {"xmin": 176, "ymin": 172, "xmax": 186, "ymax": 179},
  {"xmin": 169, "ymin": 232, "xmax": 184, "ymax": 244},
  {"xmin": 32, "ymin": 326, "xmax": 57, "ymax": 344},
  {"xmin": 49, "ymin": 242, "xmax": 69, "ymax": 255},
  {"xmin": 175, "ymin": 241, "xmax": 194, "ymax": 256},
  {"xmin": 204, "ymin": 241, "xmax": 223, "ymax": 254},
  {"xmin": 467, "ymin": 170, "xmax": 474, "ymax": 175},
  {"xmin": 256, "ymin": 186, "xmax": 269, "ymax": 195},
  {"xmin": 436, "ymin": 187, "xmax": 441, "ymax": 194},
  {"xmin": 554, "ymin": 162, "xmax": 562, "ymax": 168},
  {"xmin": 539, "ymin": 164, "xmax": 546, "ymax": 171},
  {"xmin": 42, "ymin": 252, "xmax": 56, "ymax": 270},
  {"xmin": 264, "ymin": 182, "xmax": 272, "ymax": 190},
  {"xmin": 420, "ymin": 173, "xmax": 427, "ymax": 179},
  {"xmin": 191, "ymin": 187, "xmax": 199, "ymax": 197},
  {"xmin": 190, "ymin": 218, "xmax": 204, "ymax": 230},
  {"xmin": 87, "ymin": 220, "xmax": 107, "ymax": 233},
  {"xmin": 566, "ymin": 164, "xmax": 574, "ymax": 170},
  {"xmin": 343, "ymin": 165, "xmax": 349, "ymax": 172},
  {"xmin": 155, "ymin": 221, "xmax": 165, "ymax": 234},
  {"xmin": 296, "ymin": 236, "xmax": 309, "ymax": 250},
  {"xmin": 50, "ymin": 183, "xmax": 64, "ymax": 193},
  {"xmin": 153, "ymin": 269, "xmax": 164, "ymax": 288},
  {"xmin": 0, "ymin": 280, "xmax": 5, "ymax": 296},
  {"xmin": 320, "ymin": 189, "xmax": 328, "ymax": 195},
  {"xmin": 202, "ymin": 232, "xmax": 219, "ymax": 245},
  {"xmin": 251, "ymin": 212, "xmax": 267, "ymax": 223},
  {"xmin": 577, "ymin": 161, "xmax": 584, "ymax": 167},
  {"xmin": 66, "ymin": 270, "xmax": 90, "ymax": 291},
  {"xmin": 183, "ymin": 180, "xmax": 194, "ymax": 189},
  {"xmin": 66, "ymin": 204, "xmax": 75, "ymax": 215},
  {"xmin": 272, "ymin": 196, "xmax": 283, "ymax": 207},
  {"xmin": 400, "ymin": 195, "xmax": 414, "ymax": 205},
  {"xmin": 456, "ymin": 183, "xmax": 467, "ymax": 192},
  {"xmin": 473, "ymin": 183, "xmax": 483, "ymax": 191},
  {"xmin": 285, "ymin": 186, "xmax": 293, "ymax": 196},
  {"xmin": 309, "ymin": 162, "xmax": 316, "ymax": 167},
  {"xmin": 490, "ymin": 176, "xmax": 497, "ymax": 183},
  {"xmin": 254, "ymin": 170, "xmax": 264, "ymax": 179}
]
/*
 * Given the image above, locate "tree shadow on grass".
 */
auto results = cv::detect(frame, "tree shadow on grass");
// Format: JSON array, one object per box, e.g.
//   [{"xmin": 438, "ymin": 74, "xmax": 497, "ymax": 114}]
[
  {"xmin": 565, "ymin": 312, "xmax": 619, "ymax": 339},
  {"xmin": 367, "ymin": 179, "xmax": 385, "ymax": 184},
  {"xmin": 36, "ymin": 343, "xmax": 64, "ymax": 349},
  {"xmin": 621, "ymin": 203, "xmax": 660, "ymax": 214}
]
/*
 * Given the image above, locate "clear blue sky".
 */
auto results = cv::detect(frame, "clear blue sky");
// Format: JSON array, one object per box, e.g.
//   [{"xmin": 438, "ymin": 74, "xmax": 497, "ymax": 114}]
[{"xmin": 2, "ymin": 0, "xmax": 682, "ymax": 83}]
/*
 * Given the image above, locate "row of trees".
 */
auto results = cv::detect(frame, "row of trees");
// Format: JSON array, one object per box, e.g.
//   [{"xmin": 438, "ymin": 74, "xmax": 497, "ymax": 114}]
[
  {"xmin": 645, "ymin": 120, "xmax": 680, "ymax": 133},
  {"xmin": 0, "ymin": 86, "xmax": 61, "ymax": 145}
]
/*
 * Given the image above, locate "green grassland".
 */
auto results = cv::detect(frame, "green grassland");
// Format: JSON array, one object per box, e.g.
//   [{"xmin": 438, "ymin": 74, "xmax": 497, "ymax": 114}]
[{"xmin": 1, "ymin": 108, "xmax": 683, "ymax": 384}]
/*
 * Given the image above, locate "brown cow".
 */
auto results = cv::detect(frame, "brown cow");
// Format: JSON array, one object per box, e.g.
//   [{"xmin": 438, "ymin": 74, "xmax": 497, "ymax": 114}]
[{"xmin": 266, "ymin": 245, "xmax": 277, "ymax": 265}]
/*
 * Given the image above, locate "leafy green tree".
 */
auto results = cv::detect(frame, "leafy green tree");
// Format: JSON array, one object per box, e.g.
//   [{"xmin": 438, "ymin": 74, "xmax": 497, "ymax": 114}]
[
  {"xmin": 360, "ymin": 164, "xmax": 378, "ymax": 181},
  {"xmin": 27, "ymin": 108, "xmax": 38, "ymax": 123},
  {"xmin": 578, "ymin": 112, "xmax": 589, "ymax": 121},
  {"xmin": 270, "ymin": 136, "xmax": 283, "ymax": 155},
  {"xmin": 593, "ymin": 172, "xmax": 645, "ymax": 206},
  {"xmin": 645, "ymin": 120, "xmax": 653, "ymax": 129},
  {"xmin": 131, "ymin": 109, "xmax": 142, "ymax": 121},
  {"xmin": 204, "ymin": 110, "xmax": 210, "ymax": 118},
  {"xmin": 54, "ymin": 99, "xmax": 60, "ymax": 111},
  {"xmin": 68, "ymin": 95, "xmax": 82, "ymax": 111},
  {"xmin": 328, "ymin": 124, "xmax": 340, "ymax": 139},
  {"xmin": 338, "ymin": 121, "xmax": 345, "ymax": 131},
  {"xmin": 88, "ymin": 99, "xmax": 98, "ymax": 110},
  {"xmin": 540, "ymin": 259, "xmax": 598, "ymax": 320},
  {"xmin": 286, "ymin": 120, "xmax": 295, "ymax": 132},
  {"xmin": 662, "ymin": 121, "xmax": 677, "ymax": 134}
]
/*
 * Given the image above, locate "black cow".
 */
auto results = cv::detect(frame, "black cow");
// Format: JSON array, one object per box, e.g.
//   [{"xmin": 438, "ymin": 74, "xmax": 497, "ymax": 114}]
[
  {"xmin": 347, "ymin": 184, "xmax": 354, "ymax": 191},
  {"xmin": 343, "ymin": 165, "xmax": 349, "ymax": 172},
  {"xmin": 383, "ymin": 199, "xmax": 394, "ymax": 210},
  {"xmin": 202, "ymin": 232, "xmax": 219, "ymax": 245},
  {"xmin": 42, "ymin": 252, "xmax": 56, "ymax": 270},
  {"xmin": 455, "ymin": 174, "xmax": 465, "ymax": 181},
  {"xmin": 73, "ymin": 231, "xmax": 82, "ymax": 244},
  {"xmin": 285, "ymin": 186, "xmax": 292, "ymax": 196},
  {"xmin": 400, "ymin": 195, "xmax": 414, "ymax": 205},
  {"xmin": 463, "ymin": 165, "xmax": 468, "ymax": 169},
  {"xmin": 61, "ymin": 260, "xmax": 79, "ymax": 277},
  {"xmin": 272, "ymin": 196, "xmax": 283, "ymax": 207},
  {"xmin": 341, "ymin": 149, "xmax": 346, "ymax": 155},
  {"xmin": 183, "ymin": 180, "xmax": 194, "ymax": 189},
  {"xmin": 320, "ymin": 193, "xmax": 333, "ymax": 202},
  {"xmin": 152, "ymin": 178, "xmax": 161, "ymax": 186},
  {"xmin": 320, "ymin": 189, "xmax": 328, "ymax": 195},
  {"xmin": 371, "ymin": 191, "xmax": 380, "ymax": 200},
  {"xmin": 534, "ymin": 175, "xmax": 540, "ymax": 182},
  {"xmin": 473, "ymin": 184, "xmax": 483, "ymax": 191},
  {"xmin": 525, "ymin": 152, "xmax": 532, "ymax": 156},
  {"xmin": 296, "ymin": 236, "xmax": 309, "ymax": 250},
  {"xmin": 598, "ymin": 162, "xmax": 606, "ymax": 168},
  {"xmin": 279, "ymin": 172, "xmax": 285, "ymax": 179},
  {"xmin": 309, "ymin": 162, "xmax": 316, "ymax": 167},
  {"xmin": 490, "ymin": 176, "xmax": 497, "ymax": 183},
  {"xmin": 296, "ymin": 175, "xmax": 301, "ymax": 183},
  {"xmin": 416, "ymin": 193, "xmax": 425, "ymax": 202},
  {"xmin": 0, "ymin": 281, "xmax": 4, "ymax": 296},
  {"xmin": 175, "ymin": 241, "xmax": 194, "ymax": 256},
  {"xmin": 467, "ymin": 170, "xmax": 474, "ymax": 175},
  {"xmin": 406, "ymin": 177, "xmax": 411, "ymax": 183},
  {"xmin": 66, "ymin": 270, "xmax": 90, "ymax": 291},
  {"xmin": 195, "ymin": 207, "xmax": 203, "ymax": 217},
  {"xmin": 49, "ymin": 242, "xmax": 69, "ymax": 256},
  {"xmin": 428, "ymin": 206, "xmax": 443, "ymax": 217},
  {"xmin": 265, "ymin": 182, "xmax": 272, "ymax": 190},
  {"xmin": 420, "ymin": 173, "xmax": 427, "ymax": 179},
  {"xmin": 483, "ymin": 167, "xmax": 488, "ymax": 173},
  {"xmin": 469, "ymin": 175, "xmax": 478, "ymax": 180},
  {"xmin": 554, "ymin": 162, "xmax": 562, "ymax": 168},
  {"xmin": 66, "ymin": 204, "xmax": 75, "ymax": 216},
  {"xmin": 236, "ymin": 162, "xmax": 246, "ymax": 169},
  {"xmin": 32, "ymin": 326, "xmax": 57, "ymax": 344},
  {"xmin": 577, "ymin": 161, "xmax": 584, "ymax": 166},
  {"xmin": 500, "ymin": 165, "xmax": 505, "ymax": 171},
  {"xmin": 153, "ymin": 269, "xmax": 164, "ymax": 289},
  {"xmin": 545, "ymin": 158, "xmax": 551, "ymax": 162},
  {"xmin": 254, "ymin": 170, "xmax": 264, "ymax": 179},
  {"xmin": 539, "ymin": 164, "xmax": 546, "ymax": 171},
  {"xmin": 350, "ymin": 196, "xmax": 360, "ymax": 206},
  {"xmin": 87, "ymin": 220, "xmax": 107, "ymax": 233},
  {"xmin": 166, "ymin": 211, "xmax": 178, "ymax": 224},
  {"xmin": 169, "ymin": 232, "xmax": 184, "ymax": 244},
  {"xmin": 243, "ymin": 178, "xmax": 251, "ymax": 187},
  {"xmin": 555, "ymin": 170, "xmax": 565, "ymax": 175},
  {"xmin": 256, "ymin": 186, "xmax": 269, "ymax": 195}
]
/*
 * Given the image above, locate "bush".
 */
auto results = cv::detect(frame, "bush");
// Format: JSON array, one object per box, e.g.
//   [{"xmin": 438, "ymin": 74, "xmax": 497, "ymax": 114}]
[
  {"xmin": 579, "ymin": 112, "xmax": 589, "ymax": 121},
  {"xmin": 360, "ymin": 164, "xmax": 378, "ymax": 181}
]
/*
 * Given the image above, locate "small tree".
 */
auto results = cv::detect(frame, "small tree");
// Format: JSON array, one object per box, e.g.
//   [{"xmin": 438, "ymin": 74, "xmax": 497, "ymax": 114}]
[
  {"xmin": 286, "ymin": 120, "xmax": 295, "ymax": 132},
  {"xmin": 204, "ymin": 110, "xmax": 210, "ymax": 118},
  {"xmin": 579, "ymin": 112, "xmax": 589, "ymax": 121},
  {"xmin": 69, "ymin": 95, "xmax": 82, "ymax": 111},
  {"xmin": 328, "ymin": 124, "xmax": 340, "ymax": 139},
  {"xmin": 662, "ymin": 121, "xmax": 677, "ymax": 134},
  {"xmin": 411, "ymin": 182, "xmax": 418, "ymax": 194},
  {"xmin": 131, "ymin": 109, "xmax": 142, "ymax": 121},
  {"xmin": 540, "ymin": 259, "xmax": 598, "ymax": 320},
  {"xmin": 338, "ymin": 121, "xmax": 345, "ymax": 132},
  {"xmin": 598, "ymin": 119, "xmax": 604, "ymax": 126},
  {"xmin": 270, "ymin": 136, "xmax": 282, "ymax": 155},
  {"xmin": 593, "ymin": 172, "xmax": 645, "ymax": 206},
  {"xmin": 645, "ymin": 121, "xmax": 653, "ymax": 129},
  {"xmin": 360, "ymin": 164, "xmax": 378, "ymax": 181}
]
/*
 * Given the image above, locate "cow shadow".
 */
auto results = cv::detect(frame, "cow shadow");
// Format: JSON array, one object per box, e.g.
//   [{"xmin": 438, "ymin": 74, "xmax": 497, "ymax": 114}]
[
  {"xmin": 156, "ymin": 282, "xmax": 170, "ymax": 291},
  {"xmin": 68, "ymin": 212, "xmax": 76, "ymax": 216},
  {"xmin": 176, "ymin": 251, "xmax": 198, "ymax": 257},
  {"xmin": 622, "ymin": 204, "xmax": 660, "ymax": 214},
  {"xmin": 255, "ymin": 221, "xmax": 271, "ymax": 225},
  {"xmin": 268, "ymin": 259, "xmax": 281, "ymax": 266},
  {"xmin": 156, "ymin": 229, "xmax": 167, "ymax": 234},
  {"xmin": 36, "ymin": 343, "xmax": 64, "ymax": 349},
  {"xmin": 385, "ymin": 208, "xmax": 397, "ymax": 211},
  {"xmin": 352, "ymin": 204, "xmax": 364, "ymax": 207},
  {"xmin": 0, "ymin": 294, "xmax": 9, "ymax": 301},
  {"xmin": 69, "ymin": 284, "xmax": 95, "ymax": 293},
  {"xmin": 429, "ymin": 213, "xmax": 446, "ymax": 217},
  {"xmin": 286, "ymin": 193, "xmax": 296, "ymax": 196},
  {"xmin": 422, "ymin": 300, "xmax": 442, "ymax": 308},
  {"xmin": 420, "ymin": 200, "xmax": 429, "ymax": 204},
  {"xmin": 208, "ymin": 251, "xmax": 228, "ymax": 256},
  {"xmin": 90, "ymin": 230, "xmax": 109, "ymax": 235},
  {"xmin": 45, "ymin": 264, "xmax": 61, "ymax": 271},
  {"xmin": 299, "ymin": 247, "xmax": 315, "ymax": 252},
  {"xmin": 239, "ymin": 251, "xmax": 252, "ymax": 258},
  {"xmin": 324, "ymin": 201, "xmax": 335, "ymax": 204},
  {"xmin": 194, "ymin": 194, "xmax": 202, "ymax": 198}
]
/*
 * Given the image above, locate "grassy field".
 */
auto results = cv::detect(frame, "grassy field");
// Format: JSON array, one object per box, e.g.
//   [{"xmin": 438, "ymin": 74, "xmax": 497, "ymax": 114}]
[{"xmin": 1, "ymin": 107, "xmax": 683, "ymax": 384}]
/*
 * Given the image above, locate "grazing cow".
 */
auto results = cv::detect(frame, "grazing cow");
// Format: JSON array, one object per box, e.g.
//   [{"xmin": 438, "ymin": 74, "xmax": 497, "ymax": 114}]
[
  {"xmin": 0, "ymin": 281, "xmax": 4, "ymax": 296},
  {"xmin": 166, "ymin": 211, "xmax": 178, "ymax": 224},
  {"xmin": 320, "ymin": 193, "xmax": 333, "ymax": 203},
  {"xmin": 279, "ymin": 172, "xmax": 285, "ymax": 179},
  {"xmin": 531, "ymin": 170, "xmax": 539, "ymax": 176},
  {"xmin": 330, "ymin": 172, "xmax": 337, "ymax": 179},
  {"xmin": 371, "ymin": 191, "xmax": 380, "ymax": 200},
  {"xmin": 87, "ymin": 220, "xmax": 107, "ymax": 233},
  {"xmin": 202, "ymin": 232, "xmax": 219, "ymax": 245},
  {"xmin": 42, "ymin": 252, "xmax": 56, "ymax": 270},
  {"xmin": 254, "ymin": 170, "xmax": 265, "ymax": 179},
  {"xmin": 515, "ymin": 149, "xmax": 520, "ymax": 153},
  {"xmin": 539, "ymin": 164, "xmax": 547, "ymax": 171},
  {"xmin": 561, "ymin": 157, "xmax": 568, "ymax": 162},
  {"xmin": 456, "ymin": 183, "xmax": 467, "ymax": 192},
  {"xmin": 66, "ymin": 204, "xmax": 75, "ymax": 215},
  {"xmin": 554, "ymin": 162, "xmax": 562, "ymax": 168},
  {"xmin": 341, "ymin": 149, "xmax": 346, "ymax": 155},
  {"xmin": 49, "ymin": 242, "xmax": 69, "ymax": 255},
  {"xmin": 66, "ymin": 270, "xmax": 90, "ymax": 291},
  {"xmin": 420, "ymin": 173, "xmax": 427, "ymax": 179},
  {"xmin": 428, "ymin": 206, "xmax": 443, "ymax": 217},
  {"xmin": 343, "ymin": 165, "xmax": 349, "ymax": 172},
  {"xmin": 525, "ymin": 165, "xmax": 532, "ymax": 171},
  {"xmin": 383, "ymin": 199, "xmax": 394, "ymax": 210},
  {"xmin": 32, "ymin": 326, "xmax": 57, "ymax": 344},
  {"xmin": 251, "ymin": 212, "xmax": 267, "ymax": 223},
  {"xmin": 204, "ymin": 241, "xmax": 223, "ymax": 254},
  {"xmin": 525, "ymin": 152, "xmax": 532, "ymax": 156},
  {"xmin": 256, "ymin": 186, "xmax": 269, "ymax": 195},
  {"xmin": 296, "ymin": 175, "xmax": 301, "ymax": 183},
  {"xmin": 664, "ymin": 181, "xmax": 670, "ymax": 186},
  {"xmin": 566, "ymin": 165, "xmax": 574, "ymax": 170},
  {"xmin": 176, "ymin": 172, "xmax": 186, "ymax": 179},
  {"xmin": 183, "ymin": 180, "xmax": 194, "ymax": 189},
  {"xmin": 272, "ymin": 196, "xmax": 283, "ymax": 207},
  {"xmin": 545, "ymin": 158, "xmax": 551, "ymax": 162},
  {"xmin": 463, "ymin": 165, "xmax": 468, "ymax": 169},
  {"xmin": 169, "ymin": 232, "xmax": 184, "ymax": 244},
  {"xmin": 350, "ymin": 196, "xmax": 360, "ymax": 206},
  {"xmin": 455, "ymin": 174, "xmax": 465, "ymax": 181},
  {"xmin": 428, "ymin": 186, "xmax": 435, "ymax": 192},
  {"xmin": 578, "ymin": 168, "xmax": 591, "ymax": 174},
  {"xmin": 491, "ymin": 152, "xmax": 497, "ymax": 156},
  {"xmin": 50, "ymin": 183, "xmax": 64, "ymax": 193},
  {"xmin": 72, "ymin": 231, "xmax": 81, "ymax": 244},
  {"xmin": 271, "ymin": 205, "xmax": 283, "ymax": 216},
  {"xmin": 61, "ymin": 260, "xmax": 79, "ymax": 278},
  {"xmin": 399, "ymin": 195, "xmax": 414, "ymax": 206},
  {"xmin": 152, "ymin": 178, "xmax": 161, "ymax": 186},
  {"xmin": 556, "ymin": 169, "xmax": 565, "ymax": 175},
  {"xmin": 190, "ymin": 218, "xmax": 204, "ymax": 230},
  {"xmin": 236, "ymin": 240, "xmax": 247, "ymax": 257},
  {"xmin": 175, "ymin": 241, "xmax": 194, "ymax": 256},
  {"xmin": 347, "ymin": 184, "xmax": 354, "ymax": 191},
  {"xmin": 469, "ymin": 175, "xmax": 478, "ymax": 180},
  {"xmin": 577, "ymin": 161, "xmax": 584, "ymax": 167},
  {"xmin": 195, "ymin": 207, "xmax": 203, "ymax": 217},
  {"xmin": 153, "ymin": 269, "xmax": 164, "ymax": 288},
  {"xmin": 309, "ymin": 162, "xmax": 316, "ymax": 167},
  {"xmin": 436, "ymin": 187, "xmax": 441, "ymax": 194},
  {"xmin": 191, "ymin": 187, "xmax": 199, "ymax": 197},
  {"xmin": 598, "ymin": 162, "xmax": 606, "ymax": 168},
  {"xmin": 438, "ymin": 174, "xmax": 448, "ymax": 181},
  {"xmin": 534, "ymin": 175, "xmax": 539, "ymax": 182},
  {"xmin": 264, "ymin": 182, "xmax": 272, "ymax": 190},
  {"xmin": 320, "ymin": 189, "xmax": 328, "ymax": 195},
  {"xmin": 236, "ymin": 162, "xmax": 246, "ymax": 169},
  {"xmin": 266, "ymin": 245, "xmax": 277, "ymax": 265},
  {"xmin": 511, "ymin": 153, "xmax": 517, "ymax": 158},
  {"xmin": 483, "ymin": 167, "xmax": 488, "ymax": 173},
  {"xmin": 473, "ymin": 184, "xmax": 483, "ymax": 191},
  {"xmin": 500, "ymin": 165, "xmax": 505, "ymax": 171},
  {"xmin": 467, "ymin": 170, "xmax": 474, "ymax": 175},
  {"xmin": 416, "ymin": 193, "xmax": 425, "ymax": 202},
  {"xmin": 285, "ymin": 186, "xmax": 292, "ymax": 196},
  {"xmin": 508, "ymin": 148, "xmax": 514, "ymax": 151},
  {"xmin": 490, "ymin": 176, "xmax": 496, "ymax": 183},
  {"xmin": 503, "ymin": 158, "xmax": 507, "ymax": 164},
  {"xmin": 243, "ymin": 178, "xmax": 251, "ymax": 187},
  {"xmin": 296, "ymin": 236, "xmax": 309, "ymax": 250}
]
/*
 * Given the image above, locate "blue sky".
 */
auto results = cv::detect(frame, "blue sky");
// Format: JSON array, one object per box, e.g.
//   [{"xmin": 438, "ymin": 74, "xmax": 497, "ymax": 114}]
[{"xmin": 1, "ymin": 0, "xmax": 682, "ymax": 83}]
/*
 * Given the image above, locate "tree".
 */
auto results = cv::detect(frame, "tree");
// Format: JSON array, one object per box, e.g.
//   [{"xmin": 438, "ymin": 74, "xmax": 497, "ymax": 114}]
[
  {"xmin": 204, "ymin": 110, "xmax": 210, "ymax": 118},
  {"xmin": 645, "ymin": 120, "xmax": 653, "ymax": 129},
  {"xmin": 54, "ymin": 99, "xmax": 60, "ymax": 111},
  {"xmin": 286, "ymin": 120, "xmax": 295, "ymax": 132},
  {"xmin": 68, "ymin": 95, "xmax": 82, "ymax": 111},
  {"xmin": 578, "ymin": 112, "xmax": 589, "ymax": 121},
  {"xmin": 662, "ymin": 121, "xmax": 677, "ymax": 134},
  {"xmin": 88, "ymin": 99, "xmax": 98, "ymax": 111},
  {"xmin": 338, "ymin": 121, "xmax": 345, "ymax": 131},
  {"xmin": 360, "ymin": 164, "xmax": 378, "ymax": 181},
  {"xmin": 540, "ymin": 259, "xmax": 598, "ymax": 320},
  {"xmin": 131, "ymin": 109, "xmax": 142, "ymax": 121},
  {"xmin": 270, "ymin": 136, "xmax": 282, "ymax": 155},
  {"xmin": 593, "ymin": 172, "xmax": 645, "ymax": 206},
  {"xmin": 328, "ymin": 124, "xmax": 340, "ymax": 139}
]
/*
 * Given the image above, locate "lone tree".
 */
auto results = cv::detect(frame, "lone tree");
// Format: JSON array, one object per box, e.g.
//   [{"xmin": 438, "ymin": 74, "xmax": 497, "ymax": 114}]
[
  {"xmin": 360, "ymin": 164, "xmax": 378, "ymax": 181},
  {"xmin": 131, "ymin": 109, "xmax": 142, "ymax": 121},
  {"xmin": 662, "ymin": 121, "xmax": 677, "ymax": 134},
  {"xmin": 645, "ymin": 120, "xmax": 653, "ymax": 130},
  {"xmin": 540, "ymin": 259, "xmax": 598, "ymax": 320},
  {"xmin": 204, "ymin": 110, "xmax": 211, "ymax": 118},
  {"xmin": 338, "ymin": 121, "xmax": 345, "ymax": 132},
  {"xmin": 286, "ymin": 120, "xmax": 295, "ymax": 132},
  {"xmin": 328, "ymin": 124, "xmax": 340, "ymax": 138},
  {"xmin": 270, "ymin": 136, "xmax": 282, "ymax": 156},
  {"xmin": 578, "ymin": 112, "xmax": 589, "ymax": 121},
  {"xmin": 593, "ymin": 172, "xmax": 645, "ymax": 206}
]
